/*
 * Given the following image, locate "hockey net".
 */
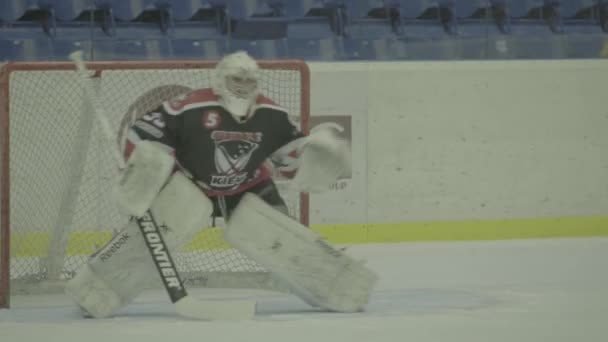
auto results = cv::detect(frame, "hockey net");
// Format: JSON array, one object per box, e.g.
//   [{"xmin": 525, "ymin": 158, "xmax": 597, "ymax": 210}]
[{"xmin": 0, "ymin": 60, "xmax": 310, "ymax": 308}]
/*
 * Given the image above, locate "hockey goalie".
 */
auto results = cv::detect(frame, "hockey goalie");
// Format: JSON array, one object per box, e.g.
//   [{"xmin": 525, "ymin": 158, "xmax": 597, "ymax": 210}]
[{"xmin": 65, "ymin": 51, "xmax": 377, "ymax": 319}]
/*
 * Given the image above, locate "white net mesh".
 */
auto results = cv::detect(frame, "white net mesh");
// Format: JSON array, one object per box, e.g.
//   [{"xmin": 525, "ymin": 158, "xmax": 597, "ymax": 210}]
[{"xmin": 0, "ymin": 61, "xmax": 309, "ymax": 297}]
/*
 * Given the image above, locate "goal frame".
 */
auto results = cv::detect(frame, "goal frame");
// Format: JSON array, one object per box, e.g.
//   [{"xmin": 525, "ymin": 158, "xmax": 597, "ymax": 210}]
[{"xmin": 0, "ymin": 59, "xmax": 311, "ymax": 308}]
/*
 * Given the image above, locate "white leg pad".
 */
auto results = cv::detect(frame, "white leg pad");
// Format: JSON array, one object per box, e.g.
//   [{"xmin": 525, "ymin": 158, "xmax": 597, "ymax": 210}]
[
  {"xmin": 116, "ymin": 140, "xmax": 175, "ymax": 217},
  {"xmin": 224, "ymin": 193, "xmax": 378, "ymax": 313},
  {"xmin": 65, "ymin": 172, "xmax": 213, "ymax": 318},
  {"xmin": 64, "ymin": 263, "xmax": 126, "ymax": 318}
]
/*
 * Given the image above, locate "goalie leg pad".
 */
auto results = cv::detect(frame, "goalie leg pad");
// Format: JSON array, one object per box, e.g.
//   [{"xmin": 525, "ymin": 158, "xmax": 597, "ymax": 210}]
[
  {"xmin": 224, "ymin": 193, "xmax": 378, "ymax": 313},
  {"xmin": 115, "ymin": 140, "xmax": 175, "ymax": 217},
  {"xmin": 64, "ymin": 263, "xmax": 126, "ymax": 318},
  {"xmin": 65, "ymin": 172, "xmax": 213, "ymax": 318}
]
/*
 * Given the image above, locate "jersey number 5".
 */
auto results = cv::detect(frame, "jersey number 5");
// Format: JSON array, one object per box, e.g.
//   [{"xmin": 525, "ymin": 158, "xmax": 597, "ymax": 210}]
[{"xmin": 203, "ymin": 111, "xmax": 221, "ymax": 129}]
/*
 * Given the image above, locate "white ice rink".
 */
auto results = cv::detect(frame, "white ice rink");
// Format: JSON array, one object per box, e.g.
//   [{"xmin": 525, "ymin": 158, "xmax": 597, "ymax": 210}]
[{"xmin": 2, "ymin": 237, "xmax": 607, "ymax": 342}]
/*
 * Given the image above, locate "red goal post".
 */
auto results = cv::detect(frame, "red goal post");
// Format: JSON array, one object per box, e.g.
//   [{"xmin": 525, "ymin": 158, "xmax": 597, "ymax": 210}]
[{"xmin": 0, "ymin": 59, "xmax": 310, "ymax": 308}]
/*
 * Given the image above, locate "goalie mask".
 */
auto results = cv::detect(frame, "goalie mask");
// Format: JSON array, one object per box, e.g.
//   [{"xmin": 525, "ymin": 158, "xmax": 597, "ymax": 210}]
[{"xmin": 213, "ymin": 51, "xmax": 260, "ymax": 121}]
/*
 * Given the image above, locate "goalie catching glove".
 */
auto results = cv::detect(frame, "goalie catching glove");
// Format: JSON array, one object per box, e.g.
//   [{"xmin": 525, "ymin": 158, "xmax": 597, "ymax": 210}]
[{"xmin": 291, "ymin": 128, "xmax": 351, "ymax": 193}]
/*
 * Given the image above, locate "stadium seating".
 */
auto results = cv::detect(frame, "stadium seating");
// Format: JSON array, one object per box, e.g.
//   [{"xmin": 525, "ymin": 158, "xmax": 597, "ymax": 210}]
[
  {"xmin": 162, "ymin": 0, "xmax": 204, "ymax": 21},
  {"xmin": 504, "ymin": 0, "xmax": 559, "ymax": 33},
  {"xmin": 287, "ymin": 18, "xmax": 334, "ymax": 39},
  {"xmin": 394, "ymin": 0, "xmax": 455, "ymax": 37},
  {"xmin": 49, "ymin": 0, "xmax": 93, "ymax": 21},
  {"xmin": 288, "ymin": 37, "xmax": 343, "ymax": 60},
  {"xmin": 228, "ymin": 38, "xmax": 288, "ymax": 58},
  {"xmin": 453, "ymin": 0, "xmax": 485, "ymax": 19},
  {"xmin": 558, "ymin": 0, "xmax": 604, "ymax": 32},
  {"xmin": 93, "ymin": 38, "xmax": 173, "ymax": 60},
  {"xmin": 0, "ymin": 0, "xmax": 37, "ymax": 22},
  {"xmin": 170, "ymin": 38, "xmax": 226, "ymax": 59},
  {"xmin": 0, "ymin": 0, "xmax": 606, "ymax": 61},
  {"xmin": 560, "ymin": 0, "xmax": 595, "ymax": 18},
  {"xmin": 344, "ymin": 0, "xmax": 399, "ymax": 39},
  {"xmin": 557, "ymin": 0, "xmax": 606, "ymax": 57},
  {"xmin": 52, "ymin": 37, "xmax": 92, "ymax": 60},
  {"xmin": 0, "ymin": 36, "xmax": 54, "ymax": 61},
  {"xmin": 266, "ymin": 0, "xmax": 320, "ymax": 18},
  {"xmin": 231, "ymin": 19, "xmax": 287, "ymax": 40},
  {"xmin": 343, "ymin": 37, "xmax": 410, "ymax": 60},
  {"xmin": 96, "ymin": 0, "xmax": 153, "ymax": 21}
]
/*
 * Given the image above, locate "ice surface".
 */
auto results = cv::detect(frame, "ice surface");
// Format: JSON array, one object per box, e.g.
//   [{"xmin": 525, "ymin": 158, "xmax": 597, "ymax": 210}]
[{"xmin": 2, "ymin": 238, "xmax": 607, "ymax": 342}]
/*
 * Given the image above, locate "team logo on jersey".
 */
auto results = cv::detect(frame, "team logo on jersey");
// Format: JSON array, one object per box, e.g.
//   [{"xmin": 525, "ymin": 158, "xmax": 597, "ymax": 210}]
[
  {"xmin": 202, "ymin": 111, "xmax": 221, "ymax": 129},
  {"xmin": 210, "ymin": 130, "xmax": 263, "ymax": 189}
]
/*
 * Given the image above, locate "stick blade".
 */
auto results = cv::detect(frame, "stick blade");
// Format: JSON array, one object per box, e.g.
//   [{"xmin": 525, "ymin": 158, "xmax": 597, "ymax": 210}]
[{"xmin": 175, "ymin": 296, "xmax": 256, "ymax": 321}]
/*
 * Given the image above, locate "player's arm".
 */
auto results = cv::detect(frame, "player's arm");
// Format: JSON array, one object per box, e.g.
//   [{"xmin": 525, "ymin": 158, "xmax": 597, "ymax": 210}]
[
  {"xmin": 125, "ymin": 106, "xmax": 179, "ymax": 159},
  {"xmin": 270, "ymin": 113, "xmax": 351, "ymax": 193},
  {"xmin": 116, "ymin": 105, "xmax": 181, "ymax": 217}
]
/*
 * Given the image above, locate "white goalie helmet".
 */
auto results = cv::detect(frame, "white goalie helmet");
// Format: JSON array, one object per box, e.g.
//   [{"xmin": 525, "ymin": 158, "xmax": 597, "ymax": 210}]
[{"xmin": 212, "ymin": 51, "xmax": 260, "ymax": 121}]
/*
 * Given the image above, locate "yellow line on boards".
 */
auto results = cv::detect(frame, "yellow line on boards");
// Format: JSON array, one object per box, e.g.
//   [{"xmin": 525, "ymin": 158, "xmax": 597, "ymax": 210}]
[
  {"xmin": 315, "ymin": 216, "xmax": 608, "ymax": 244},
  {"xmin": 9, "ymin": 216, "xmax": 608, "ymax": 257}
]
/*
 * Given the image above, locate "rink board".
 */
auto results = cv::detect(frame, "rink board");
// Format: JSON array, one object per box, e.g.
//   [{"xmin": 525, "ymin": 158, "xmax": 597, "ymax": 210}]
[{"xmin": 8, "ymin": 216, "xmax": 608, "ymax": 257}]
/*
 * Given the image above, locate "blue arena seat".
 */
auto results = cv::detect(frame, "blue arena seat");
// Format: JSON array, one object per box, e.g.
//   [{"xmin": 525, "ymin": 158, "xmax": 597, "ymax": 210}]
[
  {"xmin": 93, "ymin": 38, "xmax": 173, "ymax": 60},
  {"xmin": 559, "ymin": 0, "xmax": 596, "ymax": 18},
  {"xmin": 92, "ymin": 1, "xmax": 174, "ymax": 36},
  {"xmin": 101, "ymin": 0, "xmax": 156, "ymax": 21},
  {"xmin": 455, "ymin": 3, "xmax": 512, "ymax": 56},
  {"xmin": 287, "ymin": 19, "xmax": 334, "ymax": 38},
  {"xmin": 400, "ymin": 23, "xmax": 453, "ymax": 40},
  {"xmin": 230, "ymin": 0, "xmax": 346, "ymax": 44},
  {"xmin": 227, "ymin": 38, "xmax": 288, "ymax": 58},
  {"xmin": 170, "ymin": 38, "xmax": 227, "ymax": 59},
  {"xmin": 507, "ymin": 0, "xmax": 544, "ymax": 18},
  {"xmin": 0, "ymin": 37, "xmax": 54, "ymax": 62},
  {"xmin": 265, "ymin": 0, "xmax": 321, "ymax": 18},
  {"xmin": 164, "ymin": 0, "xmax": 209, "ymax": 21},
  {"xmin": 402, "ymin": 37, "xmax": 459, "ymax": 59},
  {"xmin": 342, "ymin": 37, "xmax": 407, "ymax": 60},
  {"xmin": 390, "ymin": 0, "xmax": 457, "ymax": 36},
  {"xmin": 287, "ymin": 37, "xmax": 343, "ymax": 60},
  {"xmin": 453, "ymin": 0, "xmax": 488, "ymax": 19},
  {"xmin": 503, "ymin": 34, "xmax": 566, "ymax": 58},
  {"xmin": 228, "ymin": 0, "xmax": 270, "ymax": 18},
  {"xmin": 561, "ymin": 32, "xmax": 606, "ymax": 57},
  {"xmin": 347, "ymin": 0, "xmax": 384, "ymax": 19},
  {"xmin": 557, "ymin": 0, "xmax": 604, "ymax": 33},
  {"xmin": 232, "ymin": 19, "xmax": 287, "ymax": 39},
  {"xmin": 52, "ymin": 38, "xmax": 93, "ymax": 60},
  {"xmin": 397, "ymin": 0, "xmax": 438, "ymax": 19},
  {"xmin": 0, "ymin": 0, "xmax": 52, "ymax": 22},
  {"xmin": 345, "ymin": 0, "xmax": 401, "ymax": 38},
  {"xmin": 50, "ymin": 0, "xmax": 93, "ymax": 21},
  {"xmin": 347, "ymin": 18, "xmax": 397, "ymax": 39},
  {"xmin": 502, "ymin": 0, "xmax": 558, "ymax": 34},
  {"xmin": 343, "ymin": 38, "xmax": 386, "ymax": 59},
  {"xmin": 0, "ymin": 0, "xmax": 35, "ymax": 22},
  {"xmin": 168, "ymin": 20, "xmax": 224, "ymax": 39}
]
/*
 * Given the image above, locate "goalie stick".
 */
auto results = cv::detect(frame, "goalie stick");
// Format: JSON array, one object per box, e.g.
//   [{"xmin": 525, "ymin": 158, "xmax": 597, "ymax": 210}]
[{"xmin": 69, "ymin": 50, "xmax": 255, "ymax": 320}]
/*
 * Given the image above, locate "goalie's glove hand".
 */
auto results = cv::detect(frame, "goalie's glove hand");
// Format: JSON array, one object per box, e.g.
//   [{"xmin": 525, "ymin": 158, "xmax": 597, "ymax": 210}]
[{"xmin": 293, "ymin": 128, "xmax": 351, "ymax": 193}]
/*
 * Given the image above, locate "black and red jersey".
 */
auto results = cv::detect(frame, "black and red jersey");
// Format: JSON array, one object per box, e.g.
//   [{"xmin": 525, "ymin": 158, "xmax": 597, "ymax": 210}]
[{"xmin": 126, "ymin": 88, "xmax": 305, "ymax": 196}]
